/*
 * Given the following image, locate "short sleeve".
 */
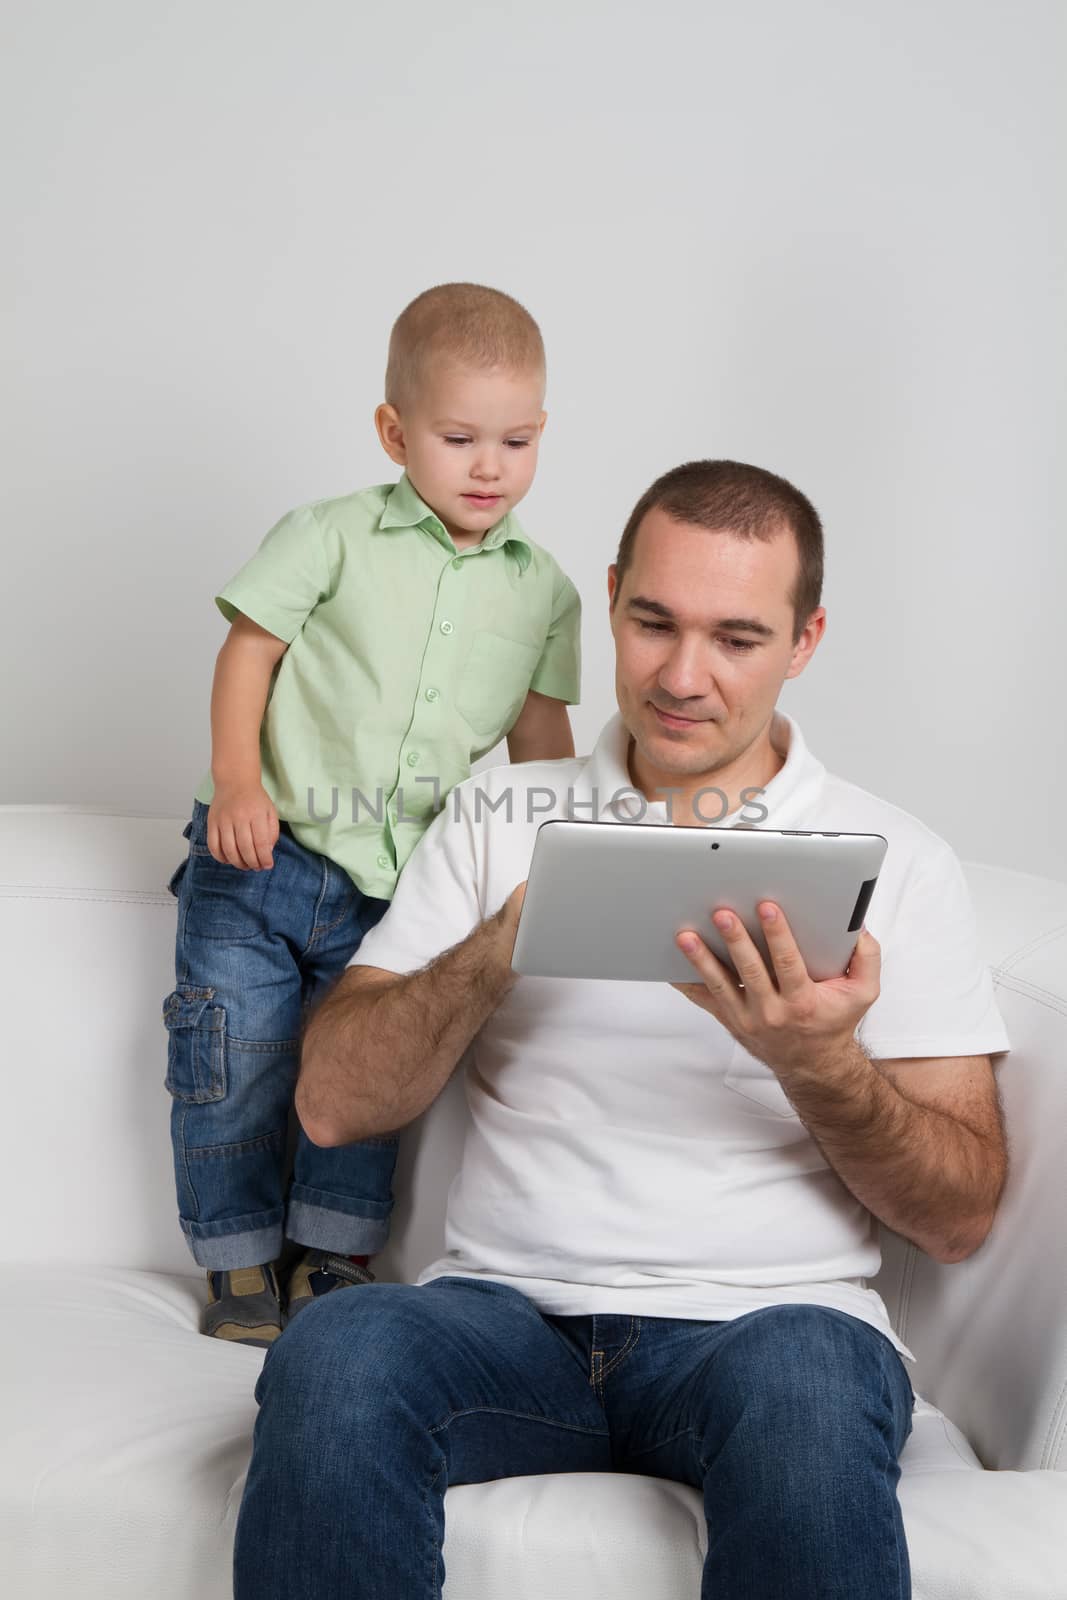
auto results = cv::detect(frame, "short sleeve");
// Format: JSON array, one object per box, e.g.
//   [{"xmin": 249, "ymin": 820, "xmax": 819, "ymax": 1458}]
[
  {"xmin": 859, "ymin": 841, "xmax": 1010, "ymax": 1061},
  {"xmin": 349, "ymin": 785, "xmax": 486, "ymax": 977},
  {"xmin": 528, "ymin": 567, "xmax": 581, "ymax": 704},
  {"xmin": 215, "ymin": 504, "xmax": 331, "ymax": 643}
]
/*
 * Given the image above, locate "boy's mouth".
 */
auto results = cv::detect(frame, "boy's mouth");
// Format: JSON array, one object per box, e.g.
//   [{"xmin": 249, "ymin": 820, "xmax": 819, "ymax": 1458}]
[{"xmin": 462, "ymin": 493, "xmax": 501, "ymax": 507}]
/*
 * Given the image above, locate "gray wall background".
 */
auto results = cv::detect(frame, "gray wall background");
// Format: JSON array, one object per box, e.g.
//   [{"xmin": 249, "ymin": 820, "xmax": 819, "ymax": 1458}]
[{"xmin": 3, "ymin": 1, "xmax": 1063, "ymax": 877}]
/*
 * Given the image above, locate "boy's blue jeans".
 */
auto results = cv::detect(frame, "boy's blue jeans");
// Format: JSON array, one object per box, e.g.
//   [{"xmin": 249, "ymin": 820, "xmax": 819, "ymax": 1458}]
[
  {"xmin": 163, "ymin": 800, "xmax": 392, "ymax": 1269},
  {"xmin": 234, "ymin": 1279, "xmax": 915, "ymax": 1599}
]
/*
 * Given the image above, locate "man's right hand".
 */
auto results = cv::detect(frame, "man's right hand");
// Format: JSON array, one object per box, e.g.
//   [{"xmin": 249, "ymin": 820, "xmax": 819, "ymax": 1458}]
[
  {"xmin": 300, "ymin": 877, "xmax": 531, "ymax": 1146},
  {"xmin": 207, "ymin": 785, "xmax": 280, "ymax": 870}
]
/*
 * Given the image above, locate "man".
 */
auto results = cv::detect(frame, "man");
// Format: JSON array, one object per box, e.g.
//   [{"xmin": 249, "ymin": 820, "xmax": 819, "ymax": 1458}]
[{"xmin": 234, "ymin": 460, "xmax": 1009, "ymax": 1600}]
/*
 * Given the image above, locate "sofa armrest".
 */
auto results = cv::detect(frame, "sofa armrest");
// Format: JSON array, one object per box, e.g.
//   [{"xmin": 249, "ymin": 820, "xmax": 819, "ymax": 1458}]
[{"xmin": 876, "ymin": 965, "xmax": 1067, "ymax": 1470}]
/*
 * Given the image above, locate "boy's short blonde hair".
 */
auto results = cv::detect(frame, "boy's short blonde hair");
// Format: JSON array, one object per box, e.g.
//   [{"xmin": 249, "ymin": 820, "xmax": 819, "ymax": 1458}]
[{"xmin": 385, "ymin": 283, "xmax": 545, "ymax": 410}]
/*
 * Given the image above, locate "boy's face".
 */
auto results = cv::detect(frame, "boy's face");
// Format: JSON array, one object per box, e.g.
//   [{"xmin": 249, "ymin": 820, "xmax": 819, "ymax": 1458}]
[{"xmin": 376, "ymin": 364, "xmax": 546, "ymax": 545}]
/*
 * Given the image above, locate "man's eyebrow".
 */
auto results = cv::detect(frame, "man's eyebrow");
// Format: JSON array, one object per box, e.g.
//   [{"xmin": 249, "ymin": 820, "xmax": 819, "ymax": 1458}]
[{"xmin": 626, "ymin": 595, "xmax": 776, "ymax": 637}]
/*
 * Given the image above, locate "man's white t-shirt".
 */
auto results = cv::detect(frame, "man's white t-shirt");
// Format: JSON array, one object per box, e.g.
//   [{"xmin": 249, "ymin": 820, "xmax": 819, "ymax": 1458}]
[{"xmin": 351, "ymin": 713, "xmax": 1009, "ymax": 1358}]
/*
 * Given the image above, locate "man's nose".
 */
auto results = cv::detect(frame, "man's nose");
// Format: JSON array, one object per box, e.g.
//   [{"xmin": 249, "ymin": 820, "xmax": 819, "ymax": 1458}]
[{"xmin": 657, "ymin": 640, "xmax": 710, "ymax": 702}]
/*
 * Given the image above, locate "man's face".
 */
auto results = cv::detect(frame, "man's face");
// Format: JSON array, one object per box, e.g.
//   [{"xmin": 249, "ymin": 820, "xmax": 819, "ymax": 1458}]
[
  {"xmin": 608, "ymin": 507, "xmax": 823, "ymax": 789},
  {"xmin": 378, "ymin": 364, "xmax": 546, "ymax": 544}
]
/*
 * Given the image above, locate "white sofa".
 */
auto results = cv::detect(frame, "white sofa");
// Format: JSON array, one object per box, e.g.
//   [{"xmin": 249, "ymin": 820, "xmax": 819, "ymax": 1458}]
[{"xmin": 1, "ymin": 804, "xmax": 1065, "ymax": 1599}]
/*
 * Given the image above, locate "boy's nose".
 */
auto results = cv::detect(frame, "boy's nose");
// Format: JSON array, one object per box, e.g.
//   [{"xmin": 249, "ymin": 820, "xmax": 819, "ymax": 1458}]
[{"xmin": 471, "ymin": 452, "xmax": 502, "ymax": 482}]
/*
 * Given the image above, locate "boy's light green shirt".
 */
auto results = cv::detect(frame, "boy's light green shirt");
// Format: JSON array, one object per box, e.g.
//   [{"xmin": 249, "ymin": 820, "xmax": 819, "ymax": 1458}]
[{"xmin": 195, "ymin": 474, "xmax": 581, "ymax": 899}]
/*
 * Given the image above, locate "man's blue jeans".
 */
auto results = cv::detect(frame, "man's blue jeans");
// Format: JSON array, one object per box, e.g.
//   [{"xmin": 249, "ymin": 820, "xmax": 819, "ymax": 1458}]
[
  {"xmin": 234, "ymin": 1277, "xmax": 915, "ymax": 1599},
  {"xmin": 163, "ymin": 800, "xmax": 392, "ymax": 1269}
]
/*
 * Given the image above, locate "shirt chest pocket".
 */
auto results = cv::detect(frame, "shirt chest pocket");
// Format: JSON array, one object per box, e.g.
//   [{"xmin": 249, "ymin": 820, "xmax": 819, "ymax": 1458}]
[
  {"xmin": 724, "ymin": 1043, "xmax": 799, "ymax": 1121},
  {"xmin": 456, "ymin": 630, "xmax": 542, "ymax": 740}
]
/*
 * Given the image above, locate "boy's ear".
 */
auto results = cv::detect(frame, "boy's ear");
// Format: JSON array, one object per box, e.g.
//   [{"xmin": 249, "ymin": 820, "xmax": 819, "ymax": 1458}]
[
  {"xmin": 375, "ymin": 403, "xmax": 407, "ymax": 466},
  {"xmin": 539, "ymin": 410, "xmax": 547, "ymax": 435}
]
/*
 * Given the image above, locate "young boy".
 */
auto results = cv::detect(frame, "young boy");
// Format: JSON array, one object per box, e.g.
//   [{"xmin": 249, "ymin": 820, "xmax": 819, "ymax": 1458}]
[{"xmin": 163, "ymin": 283, "xmax": 580, "ymax": 1345}]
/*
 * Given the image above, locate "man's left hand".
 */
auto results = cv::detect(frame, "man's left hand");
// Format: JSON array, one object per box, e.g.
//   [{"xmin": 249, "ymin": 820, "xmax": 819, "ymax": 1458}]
[{"xmin": 671, "ymin": 903, "xmax": 881, "ymax": 1076}]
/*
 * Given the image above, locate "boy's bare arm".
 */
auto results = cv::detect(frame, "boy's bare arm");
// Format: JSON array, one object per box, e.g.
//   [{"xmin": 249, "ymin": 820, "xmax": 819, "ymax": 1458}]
[
  {"xmin": 506, "ymin": 689, "xmax": 575, "ymax": 763},
  {"xmin": 207, "ymin": 613, "xmax": 288, "ymax": 868},
  {"xmin": 297, "ymin": 884, "xmax": 526, "ymax": 1146}
]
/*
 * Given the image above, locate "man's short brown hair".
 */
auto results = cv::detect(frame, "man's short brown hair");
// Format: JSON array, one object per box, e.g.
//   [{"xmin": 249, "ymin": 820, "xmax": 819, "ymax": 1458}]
[
  {"xmin": 385, "ymin": 283, "xmax": 545, "ymax": 410},
  {"xmin": 613, "ymin": 460, "xmax": 824, "ymax": 641}
]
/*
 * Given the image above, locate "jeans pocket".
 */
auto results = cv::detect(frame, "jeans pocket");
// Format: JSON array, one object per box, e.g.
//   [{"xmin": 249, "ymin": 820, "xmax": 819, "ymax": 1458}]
[
  {"xmin": 184, "ymin": 849, "xmax": 273, "ymax": 941},
  {"xmin": 163, "ymin": 985, "xmax": 227, "ymax": 1103},
  {"xmin": 166, "ymin": 858, "xmax": 189, "ymax": 897}
]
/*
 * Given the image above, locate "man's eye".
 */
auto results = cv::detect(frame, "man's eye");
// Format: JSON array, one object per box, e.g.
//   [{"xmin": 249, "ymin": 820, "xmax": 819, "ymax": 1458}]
[
  {"xmin": 638, "ymin": 620, "xmax": 671, "ymax": 633},
  {"xmin": 723, "ymin": 638, "xmax": 758, "ymax": 652}
]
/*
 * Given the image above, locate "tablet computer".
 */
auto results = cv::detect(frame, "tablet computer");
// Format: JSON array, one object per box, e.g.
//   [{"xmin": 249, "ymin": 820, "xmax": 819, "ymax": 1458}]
[{"xmin": 510, "ymin": 821, "xmax": 887, "ymax": 984}]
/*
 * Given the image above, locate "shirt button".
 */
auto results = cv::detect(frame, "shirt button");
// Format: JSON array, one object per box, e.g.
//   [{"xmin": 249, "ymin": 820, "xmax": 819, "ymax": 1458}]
[
  {"xmin": 451, "ymin": 556, "xmax": 463, "ymax": 570},
  {"xmin": 376, "ymin": 853, "xmax": 390, "ymax": 869},
  {"xmin": 439, "ymin": 620, "xmax": 454, "ymax": 635},
  {"xmin": 425, "ymin": 687, "xmax": 440, "ymax": 702},
  {"xmin": 406, "ymin": 751, "xmax": 420, "ymax": 767}
]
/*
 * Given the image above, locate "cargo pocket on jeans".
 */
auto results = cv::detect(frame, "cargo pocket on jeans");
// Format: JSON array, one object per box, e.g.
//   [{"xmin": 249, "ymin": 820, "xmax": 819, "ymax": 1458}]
[
  {"xmin": 166, "ymin": 858, "xmax": 189, "ymax": 897},
  {"xmin": 163, "ymin": 985, "xmax": 227, "ymax": 1103},
  {"xmin": 166, "ymin": 820, "xmax": 195, "ymax": 896}
]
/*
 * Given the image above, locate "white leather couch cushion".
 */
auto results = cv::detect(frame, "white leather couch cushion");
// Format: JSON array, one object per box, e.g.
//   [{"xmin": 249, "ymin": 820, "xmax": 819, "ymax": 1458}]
[{"xmin": 2, "ymin": 809, "xmax": 1066, "ymax": 1598}]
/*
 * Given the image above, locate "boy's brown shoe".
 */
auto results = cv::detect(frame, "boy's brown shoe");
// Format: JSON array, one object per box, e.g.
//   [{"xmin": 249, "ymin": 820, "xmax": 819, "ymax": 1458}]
[
  {"xmin": 202, "ymin": 1264, "xmax": 284, "ymax": 1347},
  {"xmin": 285, "ymin": 1249, "xmax": 374, "ymax": 1321}
]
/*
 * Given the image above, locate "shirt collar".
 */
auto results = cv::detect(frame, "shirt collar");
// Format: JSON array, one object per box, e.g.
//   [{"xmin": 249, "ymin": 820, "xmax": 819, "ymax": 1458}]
[
  {"xmin": 378, "ymin": 473, "xmax": 532, "ymax": 572},
  {"xmin": 568, "ymin": 710, "xmax": 826, "ymax": 827}
]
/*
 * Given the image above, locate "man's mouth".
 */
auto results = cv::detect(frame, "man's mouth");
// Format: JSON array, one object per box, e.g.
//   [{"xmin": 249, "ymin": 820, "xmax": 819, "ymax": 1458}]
[{"xmin": 651, "ymin": 703, "xmax": 706, "ymax": 730}]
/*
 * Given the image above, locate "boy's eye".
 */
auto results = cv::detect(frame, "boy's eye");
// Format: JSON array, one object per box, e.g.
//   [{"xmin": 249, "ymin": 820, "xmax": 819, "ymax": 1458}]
[{"xmin": 443, "ymin": 436, "xmax": 531, "ymax": 449}]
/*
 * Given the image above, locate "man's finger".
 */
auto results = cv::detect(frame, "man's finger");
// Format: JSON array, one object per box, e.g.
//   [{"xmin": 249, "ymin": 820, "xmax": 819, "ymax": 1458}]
[
  {"xmin": 711, "ymin": 910, "xmax": 773, "ymax": 996},
  {"xmin": 846, "ymin": 928, "xmax": 882, "ymax": 998},
  {"xmin": 757, "ymin": 902, "xmax": 809, "ymax": 998},
  {"xmin": 675, "ymin": 931, "xmax": 737, "ymax": 1004}
]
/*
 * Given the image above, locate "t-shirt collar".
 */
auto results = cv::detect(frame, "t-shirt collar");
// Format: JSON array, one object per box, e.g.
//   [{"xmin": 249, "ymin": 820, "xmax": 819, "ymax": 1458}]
[
  {"xmin": 568, "ymin": 710, "xmax": 826, "ymax": 828},
  {"xmin": 378, "ymin": 473, "xmax": 532, "ymax": 572}
]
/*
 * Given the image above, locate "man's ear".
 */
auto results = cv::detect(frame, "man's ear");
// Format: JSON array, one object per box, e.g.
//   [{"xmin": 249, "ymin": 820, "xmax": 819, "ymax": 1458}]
[
  {"xmin": 784, "ymin": 606, "xmax": 827, "ymax": 681},
  {"xmin": 607, "ymin": 563, "xmax": 618, "ymax": 609},
  {"xmin": 375, "ymin": 403, "xmax": 407, "ymax": 467}
]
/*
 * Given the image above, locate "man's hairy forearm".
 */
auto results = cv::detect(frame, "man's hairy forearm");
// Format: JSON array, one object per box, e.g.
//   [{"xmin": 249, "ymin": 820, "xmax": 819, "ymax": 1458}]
[
  {"xmin": 297, "ymin": 907, "xmax": 517, "ymax": 1145},
  {"xmin": 778, "ymin": 1042, "xmax": 1006, "ymax": 1263}
]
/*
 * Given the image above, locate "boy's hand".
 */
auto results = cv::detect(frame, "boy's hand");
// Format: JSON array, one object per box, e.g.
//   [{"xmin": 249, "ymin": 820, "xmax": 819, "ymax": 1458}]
[{"xmin": 207, "ymin": 785, "xmax": 280, "ymax": 870}]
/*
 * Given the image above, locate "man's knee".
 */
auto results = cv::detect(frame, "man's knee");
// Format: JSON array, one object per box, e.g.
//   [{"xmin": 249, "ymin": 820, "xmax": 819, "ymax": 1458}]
[
  {"xmin": 701, "ymin": 1304, "xmax": 912, "ymax": 1454},
  {"xmin": 256, "ymin": 1284, "xmax": 432, "ymax": 1428}
]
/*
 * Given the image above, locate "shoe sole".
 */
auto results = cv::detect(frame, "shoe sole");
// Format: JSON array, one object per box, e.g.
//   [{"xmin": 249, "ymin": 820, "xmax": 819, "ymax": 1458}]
[{"xmin": 206, "ymin": 1320, "xmax": 283, "ymax": 1347}]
